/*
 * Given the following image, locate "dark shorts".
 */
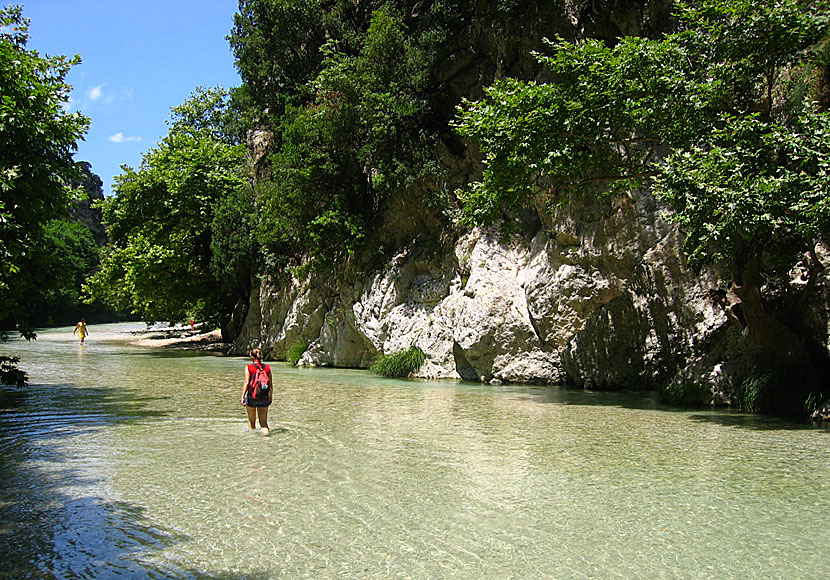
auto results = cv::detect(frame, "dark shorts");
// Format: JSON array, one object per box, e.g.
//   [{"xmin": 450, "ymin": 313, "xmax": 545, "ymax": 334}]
[{"xmin": 244, "ymin": 392, "xmax": 271, "ymax": 407}]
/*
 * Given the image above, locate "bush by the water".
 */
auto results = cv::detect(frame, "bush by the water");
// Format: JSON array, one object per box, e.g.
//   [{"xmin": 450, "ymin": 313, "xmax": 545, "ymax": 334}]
[
  {"xmin": 660, "ymin": 381, "xmax": 712, "ymax": 407},
  {"xmin": 369, "ymin": 346, "xmax": 426, "ymax": 378},
  {"xmin": 736, "ymin": 365, "xmax": 828, "ymax": 417},
  {"xmin": 286, "ymin": 341, "xmax": 308, "ymax": 365},
  {"xmin": 733, "ymin": 371, "xmax": 773, "ymax": 412}
]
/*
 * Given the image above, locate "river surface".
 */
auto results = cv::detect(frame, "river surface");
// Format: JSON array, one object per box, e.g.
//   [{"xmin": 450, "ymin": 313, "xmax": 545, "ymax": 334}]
[{"xmin": 0, "ymin": 323, "xmax": 828, "ymax": 580}]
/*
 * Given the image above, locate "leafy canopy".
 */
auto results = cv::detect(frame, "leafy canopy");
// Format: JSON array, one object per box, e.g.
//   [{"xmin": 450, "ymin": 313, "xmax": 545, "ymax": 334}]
[
  {"xmin": 455, "ymin": 0, "xmax": 830, "ymax": 283},
  {"xmin": 85, "ymin": 87, "xmax": 249, "ymax": 328},
  {"xmin": 243, "ymin": 2, "xmax": 446, "ymax": 269},
  {"xmin": 0, "ymin": 6, "xmax": 89, "ymax": 337},
  {"xmin": 455, "ymin": 33, "xmax": 712, "ymax": 223}
]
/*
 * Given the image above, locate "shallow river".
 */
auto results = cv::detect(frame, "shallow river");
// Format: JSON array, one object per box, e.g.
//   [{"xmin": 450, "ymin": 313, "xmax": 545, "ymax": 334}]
[{"xmin": 1, "ymin": 323, "xmax": 828, "ymax": 579}]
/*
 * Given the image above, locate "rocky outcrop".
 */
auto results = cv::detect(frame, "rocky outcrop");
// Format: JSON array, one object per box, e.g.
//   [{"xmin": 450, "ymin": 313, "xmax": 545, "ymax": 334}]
[
  {"xmin": 246, "ymin": 127, "xmax": 273, "ymax": 183},
  {"xmin": 67, "ymin": 161, "xmax": 107, "ymax": 246},
  {"xmin": 231, "ymin": 182, "xmax": 775, "ymax": 400},
  {"xmin": 230, "ymin": 0, "xmax": 830, "ymax": 411}
]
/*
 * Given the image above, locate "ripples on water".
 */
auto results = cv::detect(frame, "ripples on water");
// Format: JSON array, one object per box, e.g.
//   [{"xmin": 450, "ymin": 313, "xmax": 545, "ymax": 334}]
[{"xmin": 1, "ymin": 323, "xmax": 828, "ymax": 579}]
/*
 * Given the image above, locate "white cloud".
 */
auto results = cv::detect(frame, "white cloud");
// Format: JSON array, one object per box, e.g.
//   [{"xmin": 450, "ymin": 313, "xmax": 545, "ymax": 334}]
[
  {"xmin": 109, "ymin": 132, "xmax": 142, "ymax": 144},
  {"xmin": 74, "ymin": 83, "xmax": 130, "ymax": 111},
  {"xmin": 88, "ymin": 83, "xmax": 105, "ymax": 101}
]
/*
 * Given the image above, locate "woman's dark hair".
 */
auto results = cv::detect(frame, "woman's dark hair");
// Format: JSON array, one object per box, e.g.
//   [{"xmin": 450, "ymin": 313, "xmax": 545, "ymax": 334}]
[{"xmin": 249, "ymin": 348, "xmax": 263, "ymax": 361}]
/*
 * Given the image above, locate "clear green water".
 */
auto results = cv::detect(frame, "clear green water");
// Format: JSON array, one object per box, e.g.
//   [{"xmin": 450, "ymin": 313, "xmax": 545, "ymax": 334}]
[{"xmin": 1, "ymin": 323, "xmax": 828, "ymax": 579}]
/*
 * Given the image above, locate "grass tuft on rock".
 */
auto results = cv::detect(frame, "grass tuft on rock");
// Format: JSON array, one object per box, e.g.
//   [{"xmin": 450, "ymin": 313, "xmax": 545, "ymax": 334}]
[
  {"xmin": 286, "ymin": 341, "xmax": 308, "ymax": 365},
  {"xmin": 369, "ymin": 346, "xmax": 426, "ymax": 378}
]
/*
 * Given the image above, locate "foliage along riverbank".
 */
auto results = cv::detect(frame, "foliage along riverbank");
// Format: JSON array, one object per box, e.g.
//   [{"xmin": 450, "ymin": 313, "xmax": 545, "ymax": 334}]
[
  {"xmin": 4, "ymin": 2, "xmax": 830, "ymax": 419},
  {"xmin": 219, "ymin": 0, "xmax": 829, "ymax": 420}
]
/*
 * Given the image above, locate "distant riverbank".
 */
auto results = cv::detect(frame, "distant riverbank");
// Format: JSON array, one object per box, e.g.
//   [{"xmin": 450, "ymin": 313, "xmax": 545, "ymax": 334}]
[{"xmin": 127, "ymin": 325, "xmax": 228, "ymax": 351}]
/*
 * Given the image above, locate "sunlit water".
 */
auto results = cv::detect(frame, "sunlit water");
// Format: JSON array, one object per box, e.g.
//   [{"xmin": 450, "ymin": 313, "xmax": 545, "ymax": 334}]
[{"xmin": 1, "ymin": 323, "xmax": 828, "ymax": 579}]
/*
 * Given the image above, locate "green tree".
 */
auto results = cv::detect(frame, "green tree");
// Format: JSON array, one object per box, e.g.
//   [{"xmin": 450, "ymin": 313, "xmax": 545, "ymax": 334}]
[
  {"xmin": 85, "ymin": 87, "xmax": 249, "ymax": 337},
  {"xmin": 209, "ymin": 185, "xmax": 259, "ymax": 300},
  {"xmin": 0, "ymin": 6, "xmax": 89, "ymax": 338},
  {"xmin": 455, "ymin": 0, "xmax": 830, "ymax": 413},
  {"xmin": 35, "ymin": 219, "xmax": 101, "ymax": 322},
  {"xmin": 232, "ymin": 2, "xmax": 448, "ymax": 269},
  {"xmin": 230, "ymin": 0, "xmax": 371, "ymax": 115},
  {"xmin": 454, "ymin": 34, "xmax": 710, "ymax": 223},
  {"xmin": 166, "ymin": 85, "xmax": 249, "ymax": 146}
]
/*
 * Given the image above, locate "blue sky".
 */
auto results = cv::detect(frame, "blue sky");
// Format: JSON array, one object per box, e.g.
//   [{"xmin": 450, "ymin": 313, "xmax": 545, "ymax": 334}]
[{"xmin": 22, "ymin": 1, "xmax": 242, "ymax": 195}]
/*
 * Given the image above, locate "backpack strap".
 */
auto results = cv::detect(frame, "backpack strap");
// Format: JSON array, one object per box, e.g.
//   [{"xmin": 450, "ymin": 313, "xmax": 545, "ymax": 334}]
[{"xmin": 248, "ymin": 362, "xmax": 261, "ymax": 388}]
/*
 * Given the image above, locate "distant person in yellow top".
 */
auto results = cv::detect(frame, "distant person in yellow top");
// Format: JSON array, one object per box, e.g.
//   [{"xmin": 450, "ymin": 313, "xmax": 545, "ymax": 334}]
[{"xmin": 73, "ymin": 319, "xmax": 89, "ymax": 343}]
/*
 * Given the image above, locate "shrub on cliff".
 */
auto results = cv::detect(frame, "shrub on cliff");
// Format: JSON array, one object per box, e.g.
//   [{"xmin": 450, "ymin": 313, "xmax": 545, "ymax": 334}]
[
  {"xmin": 286, "ymin": 341, "xmax": 308, "ymax": 365},
  {"xmin": 660, "ymin": 381, "xmax": 712, "ymax": 407},
  {"xmin": 230, "ymin": 1, "xmax": 449, "ymax": 270}
]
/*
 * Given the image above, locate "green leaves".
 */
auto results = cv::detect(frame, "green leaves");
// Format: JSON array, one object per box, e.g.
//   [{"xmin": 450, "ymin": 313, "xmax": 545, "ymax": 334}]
[
  {"xmin": 87, "ymin": 234, "xmax": 198, "ymax": 321},
  {"xmin": 656, "ymin": 116, "xmax": 777, "ymax": 267},
  {"xmin": 311, "ymin": 5, "xmax": 437, "ymax": 194},
  {"xmin": 230, "ymin": 0, "xmax": 360, "ymax": 114},
  {"xmin": 454, "ymin": 33, "xmax": 710, "ymax": 224},
  {"xmin": 247, "ymin": 2, "xmax": 446, "ymax": 268},
  {"xmin": 0, "ymin": 6, "xmax": 89, "ymax": 335},
  {"xmin": 86, "ymin": 88, "xmax": 248, "ymax": 326},
  {"xmin": 454, "ymin": 0, "xmax": 830, "ymax": 284},
  {"xmin": 0, "ymin": 355, "xmax": 27, "ymax": 388}
]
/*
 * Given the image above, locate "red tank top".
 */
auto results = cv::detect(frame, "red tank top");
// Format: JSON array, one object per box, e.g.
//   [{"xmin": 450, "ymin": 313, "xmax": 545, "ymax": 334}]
[{"xmin": 247, "ymin": 362, "xmax": 270, "ymax": 378}]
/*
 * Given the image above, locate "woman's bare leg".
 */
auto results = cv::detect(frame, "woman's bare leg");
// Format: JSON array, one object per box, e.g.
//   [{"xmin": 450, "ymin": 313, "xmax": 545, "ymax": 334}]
[
  {"xmin": 245, "ymin": 406, "xmax": 257, "ymax": 429},
  {"xmin": 257, "ymin": 407, "xmax": 269, "ymax": 434}
]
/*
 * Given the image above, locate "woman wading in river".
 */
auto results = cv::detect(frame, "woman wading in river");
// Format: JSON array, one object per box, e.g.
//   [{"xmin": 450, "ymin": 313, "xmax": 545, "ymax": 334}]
[{"xmin": 241, "ymin": 348, "xmax": 272, "ymax": 435}]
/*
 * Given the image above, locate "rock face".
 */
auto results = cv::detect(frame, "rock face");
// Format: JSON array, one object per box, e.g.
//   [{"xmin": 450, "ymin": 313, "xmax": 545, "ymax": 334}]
[
  {"xmin": 67, "ymin": 161, "xmax": 107, "ymax": 246},
  {"xmin": 230, "ymin": 0, "xmax": 830, "ymax": 407},
  {"xmin": 231, "ymin": 184, "xmax": 763, "ymax": 399},
  {"xmin": 232, "ymin": 183, "xmax": 830, "ymax": 409}
]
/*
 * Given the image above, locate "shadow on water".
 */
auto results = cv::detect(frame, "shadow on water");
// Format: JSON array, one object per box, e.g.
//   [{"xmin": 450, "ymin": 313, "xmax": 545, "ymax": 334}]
[
  {"xmin": 0, "ymin": 382, "xmax": 265, "ymax": 580},
  {"xmin": 119, "ymin": 347, "xmax": 230, "ymax": 360},
  {"xmin": 684, "ymin": 410, "xmax": 830, "ymax": 432},
  {"xmin": 494, "ymin": 382, "xmax": 827, "ymax": 432},
  {"xmin": 301, "ymin": 369, "xmax": 827, "ymax": 432}
]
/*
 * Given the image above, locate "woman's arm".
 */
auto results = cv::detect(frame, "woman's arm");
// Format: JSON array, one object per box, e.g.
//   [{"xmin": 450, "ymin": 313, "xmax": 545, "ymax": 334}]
[
  {"xmin": 267, "ymin": 367, "xmax": 273, "ymax": 402},
  {"xmin": 242, "ymin": 365, "xmax": 250, "ymax": 405}
]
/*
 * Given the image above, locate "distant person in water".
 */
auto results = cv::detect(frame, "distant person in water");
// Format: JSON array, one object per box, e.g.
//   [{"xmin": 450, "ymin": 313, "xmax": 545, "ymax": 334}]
[
  {"xmin": 73, "ymin": 319, "xmax": 89, "ymax": 343},
  {"xmin": 242, "ymin": 348, "xmax": 272, "ymax": 435}
]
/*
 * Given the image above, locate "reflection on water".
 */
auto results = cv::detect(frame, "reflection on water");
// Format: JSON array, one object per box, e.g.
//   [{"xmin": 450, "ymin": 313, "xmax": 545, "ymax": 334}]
[{"xmin": 1, "ymin": 323, "xmax": 828, "ymax": 579}]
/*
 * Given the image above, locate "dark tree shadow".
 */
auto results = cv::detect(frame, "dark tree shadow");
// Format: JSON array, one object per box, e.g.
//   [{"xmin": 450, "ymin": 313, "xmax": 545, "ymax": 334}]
[
  {"xmin": 466, "ymin": 381, "xmax": 829, "ymax": 432},
  {"xmin": 684, "ymin": 411, "xmax": 830, "ymax": 432},
  {"xmin": 0, "ymin": 382, "xmax": 268, "ymax": 580}
]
